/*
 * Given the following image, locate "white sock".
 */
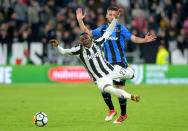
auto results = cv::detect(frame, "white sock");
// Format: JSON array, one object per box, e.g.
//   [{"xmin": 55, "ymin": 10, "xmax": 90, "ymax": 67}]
[{"xmin": 104, "ymin": 86, "xmax": 131, "ymax": 99}]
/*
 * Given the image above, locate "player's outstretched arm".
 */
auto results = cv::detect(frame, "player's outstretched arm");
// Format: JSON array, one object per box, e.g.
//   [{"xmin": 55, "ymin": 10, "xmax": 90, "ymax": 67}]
[
  {"xmin": 76, "ymin": 8, "xmax": 92, "ymax": 37},
  {"xmin": 144, "ymin": 32, "xmax": 157, "ymax": 42},
  {"xmin": 130, "ymin": 32, "xmax": 157, "ymax": 44},
  {"xmin": 50, "ymin": 39, "xmax": 59, "ymax": 47},
  {"xmin": 49, "ymin": 39, "xmax": 73, "ymax": 55}
]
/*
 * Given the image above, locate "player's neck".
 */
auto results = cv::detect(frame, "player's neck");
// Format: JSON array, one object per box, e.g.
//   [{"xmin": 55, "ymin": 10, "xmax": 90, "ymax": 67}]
[{"xmin": 84, "ymin": 42, "xmax": 93, "ymax": 49}]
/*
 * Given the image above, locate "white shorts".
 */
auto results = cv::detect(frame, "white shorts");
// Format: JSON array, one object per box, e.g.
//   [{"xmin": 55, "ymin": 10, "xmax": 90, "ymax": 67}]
[
  {"xmin": 96, "ymin": 77, "xmax": 113, "ymax": 91},
  {"xmin": 96, "ymin": 65, "xmax": 134, "ymax": 91},
  {"xmin": 110, "ymin": 65, "xmax": 134, "ymax": 81}
]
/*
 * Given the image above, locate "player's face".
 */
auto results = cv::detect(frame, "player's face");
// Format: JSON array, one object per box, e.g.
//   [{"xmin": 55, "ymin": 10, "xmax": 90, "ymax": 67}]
[
  {"xmin": 80, "ymin": 34, "xmax": 92, "ymax": 48},
  {"xmin": 106, "ymin": 10, "xmax": 118, "ymax": 24}
]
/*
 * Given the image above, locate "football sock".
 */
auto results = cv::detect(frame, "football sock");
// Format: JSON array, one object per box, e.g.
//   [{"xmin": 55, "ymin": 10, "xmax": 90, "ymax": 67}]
[
  {"xmin": 104, "ymin": 86, "xmax": 131, "ymax": 99},
  {"xmin": 119, "ymin": 98, "xmax": 127, "ymax": 116},
  {"xmin": 101, "ymin": 92, "xmax": 114, "ymax": 110}
]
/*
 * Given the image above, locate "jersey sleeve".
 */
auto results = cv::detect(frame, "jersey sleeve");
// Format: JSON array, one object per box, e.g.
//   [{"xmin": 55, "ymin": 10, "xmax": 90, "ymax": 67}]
[
  {"xmin": 92, "ymin": 25, "xmax": 104, "ymax": 37},
  {"xmin": 55, "ymin": 45, "xmax": 81, "ymax": 56},
  {"xmin": 121, "ymin": 25, "xmax": 133, "ymax": 40}
]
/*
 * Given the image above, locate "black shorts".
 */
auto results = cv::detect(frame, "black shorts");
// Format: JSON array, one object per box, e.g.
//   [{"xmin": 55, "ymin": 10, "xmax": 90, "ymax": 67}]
[{"xmin": 112, "ymin": 61, "xmax": 128, "ymax": 86}]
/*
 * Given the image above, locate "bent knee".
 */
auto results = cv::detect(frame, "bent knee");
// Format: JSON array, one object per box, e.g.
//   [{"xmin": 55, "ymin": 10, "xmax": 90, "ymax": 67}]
[
  {"xmin": 131, "ymin": 72, "xmax": 135, "ymax": 79},
  {"xmin": 116, "ymin": 85, "xmax": 124, "ymax": 89},
  {"xmin": 103, "ymin": 84, "xmax": 112, "ymax": 91},
  {"xmin": 128, "ymin": 68, "xmax": 135, "ymax": 79}
]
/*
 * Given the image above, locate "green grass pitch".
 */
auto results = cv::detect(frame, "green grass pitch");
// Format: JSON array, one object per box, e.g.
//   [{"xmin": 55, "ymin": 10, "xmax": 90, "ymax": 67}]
[{"xmin": 0, "ymin": 83, "xmax": 188, "ymax": 131}]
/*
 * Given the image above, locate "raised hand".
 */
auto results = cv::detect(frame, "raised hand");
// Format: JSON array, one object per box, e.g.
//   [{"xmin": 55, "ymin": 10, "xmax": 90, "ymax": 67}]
[
  {"xmin": 76, "ymin": 8, "xmax": 86, "ymax": 21},
  {"xmin": 49, "ymin": 40, "xmax": 59, "ymax": 47},
  {"xmin": 144, "ymin": 32, "xmax": 157, "ymax": 42}
]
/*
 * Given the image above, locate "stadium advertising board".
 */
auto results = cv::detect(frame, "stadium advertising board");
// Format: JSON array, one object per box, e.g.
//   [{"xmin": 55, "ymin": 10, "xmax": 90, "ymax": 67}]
[
  {"xmin": 49, "ymin": 66, "xmax": 92, "ymax": 83},
  {"xmin": 0, "ymin": 65, "xmax": 188, "ymax": 84},
  {"xmin": 0, "ymin": 66, "xmax": 12, "ymax": 84},
  {"xmin": 131, "ymin": 64, "xmax": 188, "ymax": 84},
  {"xmin": 144, "ymin": 65, "xmax": 188, "ymax": 84}
]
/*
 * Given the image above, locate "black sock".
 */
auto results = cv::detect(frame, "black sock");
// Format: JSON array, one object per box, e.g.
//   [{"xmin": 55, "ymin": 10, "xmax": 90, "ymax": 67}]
[
  {"xmin": 101, "ymin": 92, "xmax": 114, "ymax": 110},
  {"xmin": 119, "ymin": 98, "xmax": 127, "ymax": 116}
]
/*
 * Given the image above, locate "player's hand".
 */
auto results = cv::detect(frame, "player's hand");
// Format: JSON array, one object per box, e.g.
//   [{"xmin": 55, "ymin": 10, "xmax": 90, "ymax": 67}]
[
  {"xmin": 116, "ymin": 8, "xmax": 123, "ymax": 18},
  {"xmin": 144, "ymin": 32, "xmax": 157, "ymax": 42},
  {"xmin": 49, "ymin": 39, "xmax": 59, "ymax": 47},
  {"xmin": 76, "ymin": 8, "xmax": 86, "ymax": 20}
]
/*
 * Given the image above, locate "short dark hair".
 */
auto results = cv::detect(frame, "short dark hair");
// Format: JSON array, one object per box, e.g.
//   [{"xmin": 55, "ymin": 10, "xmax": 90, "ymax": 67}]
[
  {"xmin": 80, "ymin": 32, "xmax": 91, "ymax": 39},
  {"xmin": 107, "ymin": 6, "xmax": 119, "ymax": 11},
  {"xmin": 80, "ymin": 32, "xmax": 89, "ymax": 37}
]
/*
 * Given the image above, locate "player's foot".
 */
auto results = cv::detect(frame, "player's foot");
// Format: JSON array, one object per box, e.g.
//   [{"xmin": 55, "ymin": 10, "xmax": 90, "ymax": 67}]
[
  {"xmin": 131, "ymin": 95, "xmax": 140, "ymax": 102},
  {"xmin": 105, "ymin": 109, "xmax": 117, "ymax": 121},
  {"xmin": 113, "ymin": 113, "xmax": 127, "ymax": 123}
]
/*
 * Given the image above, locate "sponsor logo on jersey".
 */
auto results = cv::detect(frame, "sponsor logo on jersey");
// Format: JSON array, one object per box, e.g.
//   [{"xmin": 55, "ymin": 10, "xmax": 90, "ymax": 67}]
[{"xmin": 108, "ymin": 37, "xmax": 118, "ymax": 40}]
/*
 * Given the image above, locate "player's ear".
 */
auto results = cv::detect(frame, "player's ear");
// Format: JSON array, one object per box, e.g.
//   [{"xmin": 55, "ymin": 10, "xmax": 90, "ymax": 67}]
[{"xmin": 118, "ymin": 8, "xmax": 123, "ymax": 14}]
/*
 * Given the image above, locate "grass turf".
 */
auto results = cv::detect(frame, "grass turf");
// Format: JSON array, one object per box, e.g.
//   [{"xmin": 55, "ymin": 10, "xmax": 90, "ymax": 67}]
[{"xmin": 0, "ymin": 83, "xmax": 188, "ymax": 131}]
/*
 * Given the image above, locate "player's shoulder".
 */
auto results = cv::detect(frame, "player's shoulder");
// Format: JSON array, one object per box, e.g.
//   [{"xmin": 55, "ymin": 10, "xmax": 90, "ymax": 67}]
[
  {"xmin": 72, "ymin": 44, "xmax": 82, "ymax": 50},
  {"xmin": 92, "ymin": 24, "xmax": 106, "ymax": 34},
  {"xmin": 73, "ymin": 44, "xmax": 81, "ymax": 47},
  {"xmin": 99, "ymin": 24, "xmax": 107, "ymax": 30},
  {"xmin": 117, "ymin": 23, "xmax": 130, "ymax": 32},
  {"xmin": 96, "ymin": 24, "xmax": 106, "ymax": 29},
  {"xmin": 117, "ymin": 23, "xmax": 127, "ymax": 29}
]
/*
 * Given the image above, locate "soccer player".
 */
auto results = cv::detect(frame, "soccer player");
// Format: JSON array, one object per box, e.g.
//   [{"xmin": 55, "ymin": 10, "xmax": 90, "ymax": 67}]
[
  {"xmin": 49, "ymin": 18, "xmax": 140, "ymax": 122},
  {"xmin": 76, "ymin": 7, "xmax": 156, "ymax": 123}
]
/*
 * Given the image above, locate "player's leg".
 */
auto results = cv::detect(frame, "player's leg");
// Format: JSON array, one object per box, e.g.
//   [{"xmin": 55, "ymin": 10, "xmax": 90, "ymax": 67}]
[
  {"xmin": 113, "ymin": 80, "xmax": 128, "ymax": 123},
  {"xmin": 114, "ymin": 80, "xmax": 127, "ymax": 116},
  {"xmin": 97, "ymin": 77, "xmax": 116, "ymax": 121},
  {"xmin": 97, "ymin": 77, "xmax": 140, "ymax": 122},
  {"xmin": 101, "ymin": 92, "xmax": 114, "ymax": 110},
  {"xmin": 101, "ymin": 91, "xmax": 117, "ymax": 121},
  {"xmin": 103, "ymin": 84, "xmax": 131, "ymax": 99},
  {"xmin": 103, "ymin": 85, "xmax": 140, "ymax": 103},
  {"xmin": 97, "ymin": 77, "xmax": 140, "ymax": 102}
]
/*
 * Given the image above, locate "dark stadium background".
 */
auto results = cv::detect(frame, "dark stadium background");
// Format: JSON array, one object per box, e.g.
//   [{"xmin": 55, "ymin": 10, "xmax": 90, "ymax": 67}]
[{"xmin": 0, "ymin": 0, "xmax": 188, "ymax": 65}]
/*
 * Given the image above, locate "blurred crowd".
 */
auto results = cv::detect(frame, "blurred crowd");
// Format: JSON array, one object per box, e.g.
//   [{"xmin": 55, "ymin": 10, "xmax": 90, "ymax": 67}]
[{"xmin": 0, "ymin": 0, "xmax": 188, "ymax": 64}]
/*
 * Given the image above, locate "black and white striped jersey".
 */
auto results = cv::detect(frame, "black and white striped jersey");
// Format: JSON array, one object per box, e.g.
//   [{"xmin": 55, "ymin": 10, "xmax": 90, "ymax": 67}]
[
  {"xmin": 55, "ymin": 18, "xmax": 118, "ymax": 81},
  {"xmin": 56, "ymin": 43, "xmax": 114, "ymax": 81}
]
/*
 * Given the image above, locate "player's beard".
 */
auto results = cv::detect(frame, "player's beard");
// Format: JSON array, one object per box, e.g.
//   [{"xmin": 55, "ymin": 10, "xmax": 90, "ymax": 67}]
[{"xmin": 107, "ymin": 19, "xmax": 112, "ymax": 25}]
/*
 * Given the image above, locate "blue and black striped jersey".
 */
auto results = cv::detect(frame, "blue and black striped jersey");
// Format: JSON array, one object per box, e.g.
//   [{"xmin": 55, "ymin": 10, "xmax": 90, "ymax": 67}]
[{"xmin": 92, "ymin": 23, "xmax": 132, "ymax": 65}]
